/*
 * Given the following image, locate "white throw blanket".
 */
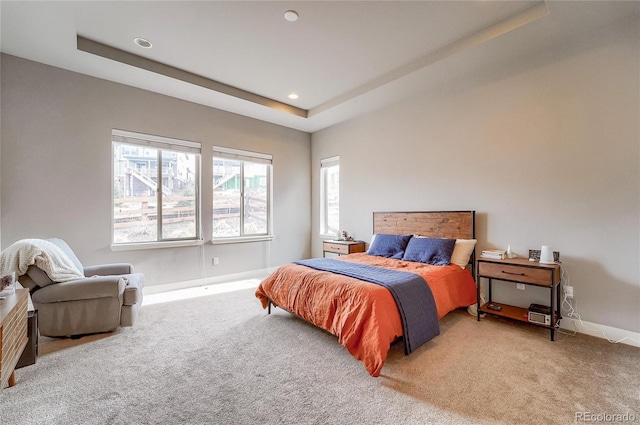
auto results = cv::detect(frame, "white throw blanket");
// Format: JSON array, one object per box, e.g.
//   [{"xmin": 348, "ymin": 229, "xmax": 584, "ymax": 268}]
[{"xmin": 0, "ymin": 239, "xmax": 85, "ymax": 282}]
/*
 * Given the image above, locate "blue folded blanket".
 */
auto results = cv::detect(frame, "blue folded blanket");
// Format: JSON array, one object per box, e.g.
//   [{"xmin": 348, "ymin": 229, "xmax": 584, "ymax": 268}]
[{"xmin": 294, "ymin": 258, "xmax": 440, "ymax": 354}]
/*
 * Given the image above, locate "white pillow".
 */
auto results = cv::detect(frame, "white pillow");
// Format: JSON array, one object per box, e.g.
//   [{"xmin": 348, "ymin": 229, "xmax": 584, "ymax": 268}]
[
  {"xmin": 366, "ymin": 234, "xmax": 377, "ymax": 254},
  {"xmin": 450, "ymin": 239, "xmax": 477, "ymax": 269}
]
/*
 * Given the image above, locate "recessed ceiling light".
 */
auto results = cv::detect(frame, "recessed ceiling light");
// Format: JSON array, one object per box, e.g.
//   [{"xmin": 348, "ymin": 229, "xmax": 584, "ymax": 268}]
[
  {"xmin": 284, "ymin": 10, "xmax": 299, "ymax": 22},
  {"xmin": 288, "ymin": 93, "xmax": 299, "ymax": 100},
  {"xmin": 134, "ymin": 37, "xmax": 152, "ymax": 49}
]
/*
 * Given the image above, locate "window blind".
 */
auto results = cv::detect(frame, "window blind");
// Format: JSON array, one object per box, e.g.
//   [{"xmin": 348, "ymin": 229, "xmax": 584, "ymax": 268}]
[
  {"xmin": 212, "ymin": 145, "xmax": 272, "ymax": 165},
  {"xmin": 321, "ymin": 156, "xmax": 339, "ymax": 168},
  {"xmin": 113, "ymin": 129, "xmax": 201, "ymax": 154}
]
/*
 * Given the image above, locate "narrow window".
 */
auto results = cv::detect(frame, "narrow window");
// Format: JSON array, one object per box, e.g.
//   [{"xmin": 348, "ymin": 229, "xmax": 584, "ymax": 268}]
[
  {"xmin": 112, "ymin": 130, "xmax": 201, "ymax": 246},
  {"xmin": 212, "ymin": 146, "xmax": 272, "ymax": 241},
  {"xmin": 320, "ymin": 156, "xmax": 339, "ymax": 237}
]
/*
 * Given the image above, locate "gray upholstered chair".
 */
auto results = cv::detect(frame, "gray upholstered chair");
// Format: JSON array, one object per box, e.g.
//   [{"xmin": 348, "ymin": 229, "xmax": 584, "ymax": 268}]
[{"xmin": 17, "ymin": 238, "xmax": 144, "ymax": 337}]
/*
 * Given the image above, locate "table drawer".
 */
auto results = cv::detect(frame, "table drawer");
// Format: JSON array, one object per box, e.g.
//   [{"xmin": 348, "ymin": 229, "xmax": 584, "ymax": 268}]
[
  {"xmin": 323, "ymin": 243, "xmax": 349, "ymax": 254},
  {"xmin": 478, "ymin": 262, "xmax": 552, "ymax": 286}
]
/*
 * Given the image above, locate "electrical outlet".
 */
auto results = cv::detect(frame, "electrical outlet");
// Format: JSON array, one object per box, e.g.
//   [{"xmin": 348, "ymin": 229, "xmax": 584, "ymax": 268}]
[
  {"xmin": 213, "ymin": 257, "xmax": 219, "ymax": 266},
  {"xmin": 565, "ymin": 285, "xmax": 573, "ymax": 298},
  {"xmin": 516, "ymin": 283, "xmax": 525, "ymax": 290}
]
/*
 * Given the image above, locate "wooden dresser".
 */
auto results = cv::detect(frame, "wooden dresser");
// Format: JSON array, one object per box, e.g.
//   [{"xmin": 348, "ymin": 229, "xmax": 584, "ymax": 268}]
[
  {"xmin": 1, "ymin": 289, "xmax": 29, "ymax": 391},
  {"xmin": 322, "ymin": 240, "xmax": 366, "ymax": 257}
]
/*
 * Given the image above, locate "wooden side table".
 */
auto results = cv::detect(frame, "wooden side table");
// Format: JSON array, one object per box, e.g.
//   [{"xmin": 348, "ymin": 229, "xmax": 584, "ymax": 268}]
[
  {"xmin": 476, "ymin": 257, "xmax": 561, "ymax": 341},
  {"xmin": 1, "ymin": 289, "xmax": 29, "ymax": 390},
  {"xmin": 322, "ymin": 240, "xmax": 366, "ymax": 257},
  {"xmin": 17, "ymin": 309, "xmax": 38, "ymax": 369}
]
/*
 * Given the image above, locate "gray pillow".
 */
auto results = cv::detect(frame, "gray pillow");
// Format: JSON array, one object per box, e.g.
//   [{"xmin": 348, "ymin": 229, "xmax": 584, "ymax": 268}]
[
  {"xmin": 18, "ymin": 273, "xmax": 40, "ymax": 291},
  {"xmin": 26, "ymin": 265, "xmax": 54, "ymax": 287}
]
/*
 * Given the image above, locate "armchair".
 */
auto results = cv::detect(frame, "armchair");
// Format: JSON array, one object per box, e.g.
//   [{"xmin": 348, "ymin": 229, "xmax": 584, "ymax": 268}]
[{"xmin": 15, "ymin": 238, "xmax": 144, "ymax": 337}]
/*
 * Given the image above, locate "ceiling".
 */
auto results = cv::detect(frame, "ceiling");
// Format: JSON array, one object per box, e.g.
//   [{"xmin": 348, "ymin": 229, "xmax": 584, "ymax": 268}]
[{"xmin": 2, "ymin": 1, "xmax": 639, "ymax": 133}]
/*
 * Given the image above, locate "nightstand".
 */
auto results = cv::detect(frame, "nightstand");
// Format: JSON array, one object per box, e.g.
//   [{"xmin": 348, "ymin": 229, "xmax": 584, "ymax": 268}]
[
  {"xmin": 322, "ymin": 240, "xmax": 366, "ymax": 257},
  {"xmin": 476, "ymin": 257, "xmax": 562, "ymax": 341}
]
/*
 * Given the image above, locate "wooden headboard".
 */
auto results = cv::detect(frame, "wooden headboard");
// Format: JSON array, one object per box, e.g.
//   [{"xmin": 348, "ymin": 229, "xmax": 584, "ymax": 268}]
[
  {"xmin": 373, "ymin": 211, "xmax": 476, "ymax": 273},
  {"xmin": 373, "ymin": 211, "xmax": 475, "ymax": 239}
]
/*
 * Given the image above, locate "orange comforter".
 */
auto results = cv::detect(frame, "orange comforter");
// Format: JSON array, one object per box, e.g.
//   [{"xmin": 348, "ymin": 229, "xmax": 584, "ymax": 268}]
[{"xmin": 255, "ymin": 253, "xmax": 477, "ymax": 377}]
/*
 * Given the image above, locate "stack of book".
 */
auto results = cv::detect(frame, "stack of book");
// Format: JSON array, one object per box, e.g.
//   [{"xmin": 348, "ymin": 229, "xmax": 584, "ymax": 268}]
[{"xmin": 481, "ymin": 249, "xmax": 506, "ymax": 259}]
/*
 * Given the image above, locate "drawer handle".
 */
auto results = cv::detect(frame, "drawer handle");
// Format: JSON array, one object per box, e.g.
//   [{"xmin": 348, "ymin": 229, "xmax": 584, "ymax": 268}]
[{"xmin": 501, "ymin": 270, "xmax": 525, "ymax": 276}]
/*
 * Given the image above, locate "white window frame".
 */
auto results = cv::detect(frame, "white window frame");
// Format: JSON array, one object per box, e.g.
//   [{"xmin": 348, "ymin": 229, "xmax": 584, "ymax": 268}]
[
  {"xmin": 212, "ymin": 146, "xmax": 273, "ymax": 244},
  {"xmin": 111, "ymin": 129, "xmax": 202, "ymax": 250},
  {"xmin": 320, "ymin": 156, "xmax": 340, "ymax": 237}
]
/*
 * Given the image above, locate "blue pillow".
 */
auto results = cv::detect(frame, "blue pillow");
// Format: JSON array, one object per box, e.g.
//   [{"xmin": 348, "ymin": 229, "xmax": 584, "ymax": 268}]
[
  {"xmin": 402, "ymin": 237, "xmax": 456, "ymax": 265},
  {"xmin": 367, "ymin": 234, "xmax": 413, "ymax": 259}
]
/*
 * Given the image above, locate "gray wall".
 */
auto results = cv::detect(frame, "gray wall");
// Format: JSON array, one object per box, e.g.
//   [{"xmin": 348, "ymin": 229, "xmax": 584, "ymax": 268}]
[
  {"xmin": 1, "ymin": 54, "xmax": 311, "ymax": 286},
  {"xmin": 0, "ymin": 53, "xmax": 2, "ymax": 248},
  {"xmin": 312, "ymin": 18, "xmax": 639, "ymax": 332}
]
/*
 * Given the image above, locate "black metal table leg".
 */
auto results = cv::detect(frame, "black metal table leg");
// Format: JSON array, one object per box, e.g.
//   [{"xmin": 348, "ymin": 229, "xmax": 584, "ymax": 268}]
[
  {"xmin": 550, "ymin": 285, "xmax": 555, "ymax": 341},
  {"xmin": 477, "ymin": 276, "xmax": 481, "ymax": 321},
  {"xmin": 488, "ymin": 278, "xmax": 492, "ymax": 303}
]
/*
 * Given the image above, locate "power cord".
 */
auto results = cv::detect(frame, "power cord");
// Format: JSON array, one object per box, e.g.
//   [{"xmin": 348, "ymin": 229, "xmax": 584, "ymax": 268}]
[
  {"xmin": 467, "ymin": 287, "xmax": 487, "ymax": 317},
  {"xmin": 559, "ymin": 263, "xmax": 640, "ymax": 345}
]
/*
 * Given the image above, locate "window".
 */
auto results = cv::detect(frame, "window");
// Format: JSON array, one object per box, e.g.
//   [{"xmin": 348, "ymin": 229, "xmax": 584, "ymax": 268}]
[
  {"xmin": 212, "ymin": 146, "xmax": 272, "ymax": 241},
  {"xmin": 320, "ymin": 156, "xmax": 339, "ymax": 236},
  {"xmin": 112, "ymin": 130, "xmax": 201, "ymax": 246}
]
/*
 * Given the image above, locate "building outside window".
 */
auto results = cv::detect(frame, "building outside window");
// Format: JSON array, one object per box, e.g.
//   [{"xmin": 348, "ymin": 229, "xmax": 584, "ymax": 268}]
[
  {"xmin": 112, "ymin": 129, "xmax": 201, "ymax": 245},
  {"xmin": 212, "ymin": 146, "xmax": 272, "ymax": 241},
  {"xmin": 320, "ymin": 156, "xmax": 339, "ymax": 237}
]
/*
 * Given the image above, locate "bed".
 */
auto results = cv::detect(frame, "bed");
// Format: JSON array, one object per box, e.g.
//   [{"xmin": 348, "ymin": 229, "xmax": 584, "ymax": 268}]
[{"xmin": 255, "ymin": 211, "xmax": 478, "ymax": 377}]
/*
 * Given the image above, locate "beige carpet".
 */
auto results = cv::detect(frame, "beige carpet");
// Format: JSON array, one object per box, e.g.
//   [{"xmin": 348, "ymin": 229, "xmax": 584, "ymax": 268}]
[{"xmin": 1, "ymin": 286, "xmax": 638, "ymax": 425}]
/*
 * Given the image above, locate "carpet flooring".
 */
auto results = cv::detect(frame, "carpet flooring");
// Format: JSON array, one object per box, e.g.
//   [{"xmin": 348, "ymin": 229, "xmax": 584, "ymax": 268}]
[{"xmin": 1, "ymin": 286, "xmax": 638, "ymax": 425}]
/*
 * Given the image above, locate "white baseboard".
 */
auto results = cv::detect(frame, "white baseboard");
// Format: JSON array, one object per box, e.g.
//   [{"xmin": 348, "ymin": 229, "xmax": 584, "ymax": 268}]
[
  {"xmin": 143, "ymin": 267, "xmax": 278, "ymax": 296},
  {"xmin": 560, "ymin": 317, "xmax": 640, "ymax": 348}
]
